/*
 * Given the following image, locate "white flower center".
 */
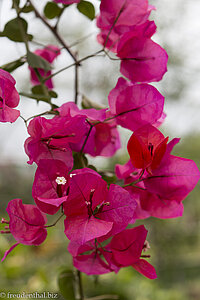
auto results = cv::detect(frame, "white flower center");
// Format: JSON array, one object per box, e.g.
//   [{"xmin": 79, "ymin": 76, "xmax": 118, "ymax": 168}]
[{"xmin": 55, "ymin": 176, "xmax": 67, "ymax": 185}]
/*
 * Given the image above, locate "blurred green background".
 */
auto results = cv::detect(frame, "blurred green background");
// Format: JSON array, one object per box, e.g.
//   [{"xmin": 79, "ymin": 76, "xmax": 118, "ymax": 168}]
[{"xmin": 0, "ymin": 0, "xmax": 200, "ymax": 299}]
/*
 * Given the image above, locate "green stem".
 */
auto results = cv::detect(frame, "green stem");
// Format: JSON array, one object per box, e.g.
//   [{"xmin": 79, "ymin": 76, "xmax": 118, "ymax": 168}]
[{"xmin": 44, "ymin": 212, "xmax": 65, "ymax": 228}]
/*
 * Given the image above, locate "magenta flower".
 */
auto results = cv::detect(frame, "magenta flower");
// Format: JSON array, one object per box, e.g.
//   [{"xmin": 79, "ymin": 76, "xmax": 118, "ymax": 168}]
[
  {"xmin": 64, "ymin": 170, "xmax": 137, "ymax": 245},
  {"xmin": 140, "ymin": 138, "xmax": 200, "ymax": 218},
  {"xmin": 1, "ymin": 199, "xmax": 47, "ymax": 261},
  {"xmin": 73, "ymin": 246, "xmax": 118, "ymax": 275},
  {"xmin": 29, "ymin": 45, "xmax": 60, "ymax": 89},
  {"xmin": 0, "ymin": 69, "xmax": 20, "ymax": 123},
  {"xmin": 53, "ymin": 0, "xmax": 80, "ymax": 4},
  {"xmin": 97, "ymin": 0, "xmax": 154, "ymax": 51},
  {"xmin": 117, "ymin": 28, "xmax": 168, "ymax": 83},
  {"xmin": 32, "ymin": 159, "xmax": 71, "ymax": 215},
  {"xmin": 116, "ymin": 138, "xmax": 200, "ymax": 219},
  {"xmin": 108, "ymin": 77, "xmax": 164, "ymax": 131},
  {"xmin": 110, "ymin": 226, "xmax": 157, "ymax": 279},
  {"xmin": 70, "ymin": 225, "xmax": 156, "ymax": 279},
  {"xmin": 24, "ymin": 114, "xmax": 88, "ymax": 166},
  {"xmin": 56, "ymin": 102, "xmax": 121, "ymax": 157},
  {"xmin": 127, "ymin": 124, "xmax": 169, "ymax": 173}
]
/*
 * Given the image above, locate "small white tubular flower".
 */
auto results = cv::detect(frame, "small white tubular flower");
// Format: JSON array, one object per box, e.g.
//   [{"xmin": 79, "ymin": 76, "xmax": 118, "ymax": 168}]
[{"xmin": 55, "ymin": 176, "xmax": 67, "ymax": 185}]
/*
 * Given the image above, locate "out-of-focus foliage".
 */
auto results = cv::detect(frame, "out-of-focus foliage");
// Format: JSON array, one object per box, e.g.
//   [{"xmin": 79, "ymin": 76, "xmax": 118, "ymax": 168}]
[{"xmin": 0, "ymin": 134, "xmax": 199, "ymax": 299}]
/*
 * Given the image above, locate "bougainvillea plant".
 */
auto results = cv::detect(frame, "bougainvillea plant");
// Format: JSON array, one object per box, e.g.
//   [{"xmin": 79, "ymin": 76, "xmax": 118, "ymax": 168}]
[{"xmin": 0, "ymin": 0, "xmax": 199, "ymax": 299}]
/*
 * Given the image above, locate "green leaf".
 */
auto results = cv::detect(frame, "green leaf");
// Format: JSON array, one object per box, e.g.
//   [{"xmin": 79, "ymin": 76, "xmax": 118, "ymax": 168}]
[
  {"xmin": 31, "ymin": 84, "xmax": 49, "ymax": 95},
  {"xmin": 100, "ymin": 172, "xmax": 117, "ymax": 185},
  {"xmin": 58, "ymin": 269, "xmax": 75, "ymax": 300},
  {"xmin": 20, "ymin": 92, "xmax": 51, "ymax": 103},
  {"xmin": 1, "ymin": 17, "xmax": 33, "ymax": 42},
  {"xmin": 77, "ymin": 1, "xmax": 95, "ymax": 20},
  {"xmin": 31, "ymin": 85, "xmax": 58, "ymax": 99},
  {"xmin": 0, "ymin": 58, "xmax": 25, "ymax": 73},
  {"xmin": 12, "ymin": 0, "xmax": 20, "ymax": 9},
  {"xmin": 44, "ymin": 2, "xmax": 62, "ymax": 19},
  {"xmin": 21, "ymin": 4, "xmax": 34, "ymax": 13},
  {"xmin": 27, "ymin": 51, "xmax": 52, "ymax": 71},
  {"xmin": 49, "ymin": 90, "xmax": 58, "ymax": 98}
]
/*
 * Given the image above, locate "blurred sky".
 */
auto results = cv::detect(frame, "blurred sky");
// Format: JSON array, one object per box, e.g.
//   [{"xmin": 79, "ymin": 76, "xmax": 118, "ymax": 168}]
[{"xmin": 0, "ymin": 0, "xmax": 200, "ymax": 165}]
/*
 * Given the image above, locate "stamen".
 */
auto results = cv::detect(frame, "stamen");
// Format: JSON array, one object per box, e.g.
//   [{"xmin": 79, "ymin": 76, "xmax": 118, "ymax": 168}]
[
  {"xmin": 143, "ymin": 240, "xmax": 150, "ymax": 252},
  {"xmin": 55, "ymin": 176, "xmax": 67, "ymax": 185},
  {"xmin": 148, "ymin": 143, "xmax": 154, "ymax": 156}
]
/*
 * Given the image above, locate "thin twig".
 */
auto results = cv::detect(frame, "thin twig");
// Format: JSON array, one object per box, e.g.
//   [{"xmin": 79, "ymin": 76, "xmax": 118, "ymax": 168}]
[
  {"xmin": 28, "ymin": 0, "xmax": 77, "ymax": 62},
  {"xmin": 75, "ymin": 52, "xmax": 79, "ymax": 104},
  {"xmin": 80, "ymin": 123, "xmax": 94, "ymax": 154},
  {"xmin": 43, "ymin": 49, "xmax": 103, "ymax": 82},
  {"xmin": 77, "ymin": 270, "xmax": 84, "ymax": 300},
  {"xmin": 103, "ymin": 1, "xmax": 126, "ymax": 49},
  {"xmin": 44, "ymin": 213, "xmax": 65, "ymax": 228}
]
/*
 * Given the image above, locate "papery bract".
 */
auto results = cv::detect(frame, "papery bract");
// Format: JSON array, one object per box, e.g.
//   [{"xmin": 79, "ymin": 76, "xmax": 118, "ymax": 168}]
[
  {"xmin": 110, "ymin": 225, "xmax": 157, "ymax": 279},
  {"xmin": 64, "ymin": 170, "xmax": 137, "ymax": 244},
  {"xmin": 72, "ymin": 240, "xmax": 119, "ymax": 275},
  {"xmin": 70, "ymin": 226, "xmax": 156, "ymax": 279},
  {"xmin": 32, "ymin": 159, "xmax": 71, "ymax": 214},
  {"xmin": 1, "ymin": 199, "xmax": 47, "ymax": 261},
  {"xmin": 117, "ymin": 29, "xmax": 168, "ymax": 83},
  {"xmin": 108, "ymin": 77, "xmax": 164, "ymax": 131},
  {"xmin": 56, "ymin": 102, "xmax": 121, "ymax": 157},
  {"xmin": 24, "ymin": 114, "xmax": 88, "ymax": 167},
  {"xmin": 97, "ymin": 184, "xmax": 137, "ymax": 239},
  {"xmin": 29, "ymin": 45, "xmax": 60, "ymax": 89},
  {"xmin": 127, "ymin": 124, "xmax": 169, "ymax": 172},
  {"xmin": 117, "ymin": 138, "xmax": 200, "ymax": 219},
  {"xmin": 64, "ymin": 170, "xmax": 111, "ymax": 244},
  {"xmin": 140, "ymin": 139, "xmax": 200, "ymax": 218},
  {"xmin": 97, "ymin": 0, "xmax": 154, "ymax": 51},
  {"xmin": 0, "ymin": 69, "xmax": 20, "ymax": 123}
]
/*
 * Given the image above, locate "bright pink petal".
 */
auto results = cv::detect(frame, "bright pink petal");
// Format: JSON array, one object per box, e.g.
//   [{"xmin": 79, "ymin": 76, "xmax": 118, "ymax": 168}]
[
  {"xmin": 32, "ymin": 159, "xmax": 70, "ymax": 214},
  {"xmin": 35, "ymin": 45, "xmax": 60, "ymax": 64},
  {"xmin": 0, "ymin": 69, "xmax": 20, "ymax": 123},
  {"xmin": 0, "ymin": 103, "xmax": 20, "ymax": 123},
  {"xmin": 108, "ymin": 78, "xmax": 164, "ymax": 131},
  {"xmin": 73, "ymin": 252, "xmax": 113, "ymax": 275},
  {"xmin": 6, "ymin": 199, "xmax": 47, "ymax": 246},
  {"xmin": 132, "ymin": 259, "xmax": 157, "ymax": 279},
  {"xmin": 127, "ymin": 124, "xmax": 167, "ymax": 170},
  {"xmin": 140, "ymin": 190, "xmax": 184, "ymax": 219},
  {"xmin": 115, "ymin": 160, "xmax": 138, "ymax": 180},
  {"xmin": 1, "ymin": 243, "xmax": 19, "ymax": 262},
  {"xmin": 64, "ymin": 171, "xmax": 108, "ymax": 216},
  {"xmin": 97, "ymin": 184, "xmax": 138, "ymax": 238},
  {"xmin": 68, "ymin": 240, "xmax": 95, "ymax": 257},
  {"xmin": 117, "ymin": 32, "xmax": 168, "ymax": 83},
  {"xmin": 144, "ymin": 155, "xmax": 200, "ymax": 202},
  {"xmin": 64, "ymin": 216, "xmax": 113, "ymax": 244},
  {"xmin": 111, "ymin": 225, "xmax": 147, "ymax": 266}
]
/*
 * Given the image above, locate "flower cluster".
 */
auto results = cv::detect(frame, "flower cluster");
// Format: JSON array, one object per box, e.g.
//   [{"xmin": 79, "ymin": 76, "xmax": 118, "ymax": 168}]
[{"xmin": 0, "ymin": 0, "xmax": 199, "ymax": 282}]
